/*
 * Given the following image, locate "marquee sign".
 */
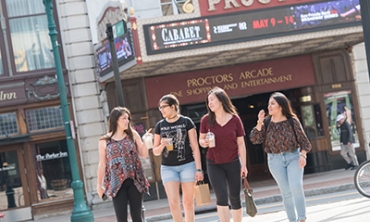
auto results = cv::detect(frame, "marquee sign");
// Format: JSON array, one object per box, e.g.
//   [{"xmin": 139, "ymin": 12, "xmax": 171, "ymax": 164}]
[
  {"xmin": 199, "ymin": 0, "xmax": 321, "ymax": 16},
  {"xmin": 144, "ymin": 0, "xmax": 361, "ymax": 55}
]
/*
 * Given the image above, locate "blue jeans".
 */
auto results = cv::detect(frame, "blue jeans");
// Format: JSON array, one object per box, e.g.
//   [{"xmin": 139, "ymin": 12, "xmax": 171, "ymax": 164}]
[
  {"xmin": 268, "ymin": 149, "xmax": 306, "ymax": 222},
  {"xmin": 161, "ymin": 161, "xmax": 196, "ymax": 184}
]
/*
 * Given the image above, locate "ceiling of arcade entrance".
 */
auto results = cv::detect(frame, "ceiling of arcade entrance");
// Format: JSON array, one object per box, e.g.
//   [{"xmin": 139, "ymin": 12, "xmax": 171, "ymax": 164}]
[{"xmin": 118, "ymin": 30, "xmax": 364, "ymax": 81}]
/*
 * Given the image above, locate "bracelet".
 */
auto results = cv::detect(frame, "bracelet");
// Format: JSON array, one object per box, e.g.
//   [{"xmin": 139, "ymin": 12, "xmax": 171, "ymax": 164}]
[
  {"xmin": 196, "ymin": 169, "xmax": 203, "ymax": 173},
  {"xmin": 257, "ymin": 120, "xmax": 264, "ymax": 125},
  {"xmin": 300, "ymin": 153, "xmax": 307, "ymax": 159}
]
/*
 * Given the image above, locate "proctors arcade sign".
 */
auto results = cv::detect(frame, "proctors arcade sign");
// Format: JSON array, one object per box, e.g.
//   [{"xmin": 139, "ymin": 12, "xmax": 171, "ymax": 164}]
[{"xmin": 145, "ymin": 55, "xmax": 315, "ymax": 108}]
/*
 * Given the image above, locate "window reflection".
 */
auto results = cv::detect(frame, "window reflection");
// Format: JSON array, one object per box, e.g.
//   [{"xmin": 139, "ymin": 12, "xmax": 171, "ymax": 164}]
[
  {"xmin": 10, "ymin": 16, "xmax": 54, "ymax": 72},
  {"xmin": 324, "ymin": 91, "xmax": 358, "ymax": 151},
  {"xmin": 0, "ymin": 150, "xmax": 23, "ymax": 209},
  {"xmin": 32, "ymin": 140, "xmax": 73, "ymax": 202},
  {"xmin": 6, "ymin": 0, "xmax": 54, "ymax": 72}
]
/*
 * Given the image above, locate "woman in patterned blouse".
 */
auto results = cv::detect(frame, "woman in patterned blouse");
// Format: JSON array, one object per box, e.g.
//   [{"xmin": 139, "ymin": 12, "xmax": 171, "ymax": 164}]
[
  {"xmin": 96, "ymin": 107, "xmax": 150, "ymax": 222},
  {"xmin": 250, "ymin": 92, "xmax": 311, "ymax": 222}
]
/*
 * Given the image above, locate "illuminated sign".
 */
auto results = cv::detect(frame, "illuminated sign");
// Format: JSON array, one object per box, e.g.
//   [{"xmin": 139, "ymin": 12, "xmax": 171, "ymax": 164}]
[
  {"xmin": 200, "ymin": 0, "xmax": 320, "ymax": 16},
  {"xmin": 148, "ymin": 19, "xmax": 211, "ymax": 51},
  {"xmin": 144, "ymin": 0, "xmax": 361, "ymax": 55},
  {"xmin": 95, "ymin": 28, "xmax": 136, "ymax": 82}
]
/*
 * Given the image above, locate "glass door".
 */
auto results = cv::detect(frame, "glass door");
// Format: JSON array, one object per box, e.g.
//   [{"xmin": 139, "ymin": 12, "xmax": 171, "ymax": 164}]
[
  {"xmin": 0, "ymin": 149, "xmax": 31, "ymax": 222},
  {"xmin": 324, "ymin": 90, "xmax": 359, "ymax": 152}
]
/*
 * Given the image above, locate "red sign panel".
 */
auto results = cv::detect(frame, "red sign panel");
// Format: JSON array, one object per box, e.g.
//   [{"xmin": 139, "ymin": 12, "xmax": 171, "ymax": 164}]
[
  {"xmin": 145, "ymin": 55, "xmax": 316, "ymax": 109},
  {"xmin": 199, "ymin": 0, "xmax": 321, "ymax": 16}
]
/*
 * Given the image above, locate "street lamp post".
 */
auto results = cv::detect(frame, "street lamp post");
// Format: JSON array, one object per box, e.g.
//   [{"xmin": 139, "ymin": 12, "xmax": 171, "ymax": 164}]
[
  {"xmin": 106, "ymin": 23, "xmax": 125, "ymax": 107},
  {"xmin": 43, "ymin": 1, "xmax": 94, "ymax": 221}
]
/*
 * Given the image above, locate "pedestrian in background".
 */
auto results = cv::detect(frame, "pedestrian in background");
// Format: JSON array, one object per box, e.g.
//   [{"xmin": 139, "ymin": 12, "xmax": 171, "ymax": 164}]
[
  {"xmin": 97, "ymin": 107, "xmax": 149, "ymax": 222},
  {"xmin": 199, "ymin": 87, "xmax": 247, "ymax": 222},
  {"xmin": 153, "ymin": 94, "xmax": 203, "ymax": 222},
  {"xmin": 336, "ymin": 114, "xmax": 359, "ymax": 170},
  {"xmin": 250, "ymin": 92, "xmax": 311, "ymax": 222}
]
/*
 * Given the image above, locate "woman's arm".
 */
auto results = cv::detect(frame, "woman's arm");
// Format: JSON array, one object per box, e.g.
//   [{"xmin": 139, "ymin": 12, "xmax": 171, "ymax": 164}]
[
  {"xmin": 294, "ymin": 118, "xmax": 312, "ymax": 153},
  {"xmin": 133, "ymin": 130, "xmax": 148, "ymax": 159},
  {"xmin": 152, "ymin": 134, "xmax": 167, "ymax": 156},
  {"xmin": 97, "ymin": 139, "xmax": 107, "ymax": 198},
  {"xmin": 237, "ymin": 136, "xmax": 248, "ymax": 177},
  {"xmin": 188, "ymin": 128, "xmax": 204, "ymax": 181}
]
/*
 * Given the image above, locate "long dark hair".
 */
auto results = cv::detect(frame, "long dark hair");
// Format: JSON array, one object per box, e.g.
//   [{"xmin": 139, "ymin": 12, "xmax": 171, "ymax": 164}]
[
  {"xmin": 206, "ymin": 87, "xmax": 237, "ymax": 127},
  {"xmin": 159, "ymin": 94, "xmax": 180, "ymax": 114},
  {"xmin": 100, "ymin": 106, "xmax": 134, "ymax": 141},
  {"xmin": 270, "ymin": 92, "xmax": 297, "ymax": 118}
]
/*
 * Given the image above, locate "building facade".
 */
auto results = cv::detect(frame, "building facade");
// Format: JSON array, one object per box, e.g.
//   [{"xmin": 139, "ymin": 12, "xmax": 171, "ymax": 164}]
[
  {"xmin": 98, "ymin": 0, "xmax": 370, "ymax": 201},
  {"xmin": 0, "ymin": 0, "xmax": 106, "ymax": 221},
  {"xmin": 2, "ymin": 0, "xmax": 370, "ymax": 220}
]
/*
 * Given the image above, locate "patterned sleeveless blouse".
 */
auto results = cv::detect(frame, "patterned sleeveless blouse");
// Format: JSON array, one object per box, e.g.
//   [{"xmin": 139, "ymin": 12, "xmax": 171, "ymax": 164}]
[{"xmin": 103, "ymin": 136, "xmax": 149, "ymax": 198}]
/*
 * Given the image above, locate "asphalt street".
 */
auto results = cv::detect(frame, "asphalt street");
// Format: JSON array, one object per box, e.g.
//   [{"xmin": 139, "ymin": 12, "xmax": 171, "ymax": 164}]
[{"xmin": 155, "ymin": 189, "xmax": 370, "ymax": 222}]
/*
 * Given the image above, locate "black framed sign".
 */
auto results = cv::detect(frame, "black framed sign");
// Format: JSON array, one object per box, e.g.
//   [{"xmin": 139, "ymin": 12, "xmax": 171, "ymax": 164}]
[
  {"xmin": 144, "ymin": 0, "xmax": 361, "ymax": 55},
  {"xmin": 94, "ymin": 28, "xmax": 136, "ymax": 82}
]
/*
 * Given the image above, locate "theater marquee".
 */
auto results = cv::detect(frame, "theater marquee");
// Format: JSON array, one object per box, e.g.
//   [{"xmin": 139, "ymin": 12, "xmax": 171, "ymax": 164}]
[{"xmin": 144, "ymin": 0, "xmax": 361, "ymax": 55}]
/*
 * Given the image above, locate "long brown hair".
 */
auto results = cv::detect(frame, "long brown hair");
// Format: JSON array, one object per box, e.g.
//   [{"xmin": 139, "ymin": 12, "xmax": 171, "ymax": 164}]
[
  {"xmin": 100, "ymin": 106, "xmax": 134, "ymax": 141},
  {"xmin": 205, "ymin": 87, "xmax": 237, "ymax": 127},
  {"xmin": 269, "ymin": 92, "xmax": 297, "ymax": 118}
]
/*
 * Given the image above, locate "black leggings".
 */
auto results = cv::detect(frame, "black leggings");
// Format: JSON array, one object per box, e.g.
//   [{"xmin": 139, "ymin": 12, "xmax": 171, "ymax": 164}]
[
  {"xmin": 207, "ymin": 159, "xmax": 241, "ymax": 209},
  {"xmin": 112, "ymin": 179, "xmax": 143, "ymax": 222}
]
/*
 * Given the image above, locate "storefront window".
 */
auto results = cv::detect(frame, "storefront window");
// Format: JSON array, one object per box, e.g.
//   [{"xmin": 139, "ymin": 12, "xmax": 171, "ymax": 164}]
[
  {"xmin": 25, "ymin": 106, "xmax": 63, "ymax": 132},
  {"xmin": 5, "ymin": 0, "xmax": 54, "ymax": 72},
  {"xmin": 32, "ymin": 140, "xmax": 73, "ymax": 202},
  {"xmin": 301, "ymin": 104, "xmax": 324, "ymax": 140},
  {"xmin": 0, "ymin": 150, "xmax": 24, "ymax": 209},
  {"xmin": 0, "ymin": 112, "xmax": 19, "ymax": 137},
  {"xmin": 324, "ymin": 91, "xmax": 359, "ymax": 151}
]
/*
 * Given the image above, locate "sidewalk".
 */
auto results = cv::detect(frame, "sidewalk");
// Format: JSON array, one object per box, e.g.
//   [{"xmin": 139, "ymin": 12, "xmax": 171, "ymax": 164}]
[{"xmin": 31, "ymin": 169, "xmax": 356, "ymax": 222}]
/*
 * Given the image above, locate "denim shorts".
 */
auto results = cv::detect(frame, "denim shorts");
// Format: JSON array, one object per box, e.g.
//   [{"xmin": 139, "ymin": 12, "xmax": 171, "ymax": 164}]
[{"xmin": 161, "ymin": 161, "xmax": 196, "ymax": 184}]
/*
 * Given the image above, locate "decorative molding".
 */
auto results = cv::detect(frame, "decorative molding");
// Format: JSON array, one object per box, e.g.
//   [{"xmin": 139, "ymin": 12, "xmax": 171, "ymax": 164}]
[
  {"xmin": 26, "ymin": 75, "xmax": 68, "ymax": 101},
  {"xmin": 183, "ymin": 0, "xmax": 194, "ymax": 13}
]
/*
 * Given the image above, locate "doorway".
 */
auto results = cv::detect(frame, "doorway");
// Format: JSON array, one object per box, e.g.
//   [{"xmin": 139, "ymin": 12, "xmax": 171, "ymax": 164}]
[{"xmin": 0, "ymin": 146, "xmax": 32, "ymax": 222}]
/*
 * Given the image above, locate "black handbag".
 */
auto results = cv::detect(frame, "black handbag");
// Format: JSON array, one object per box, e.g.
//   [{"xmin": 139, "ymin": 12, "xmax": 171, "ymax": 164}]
[{"xmin": 243, "ymin": 176, "xmax": 257, "ymax": 217}]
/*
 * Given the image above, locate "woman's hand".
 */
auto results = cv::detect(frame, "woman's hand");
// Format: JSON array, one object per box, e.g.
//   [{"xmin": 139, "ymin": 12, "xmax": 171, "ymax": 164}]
[
  {"xmin": 241, "ymin": 166, "xmax": 248, "ymax": 177},
  {"xmin": 195, "ymin": 171, "xmax": 204, "ymax": 181},
  {"xmin": 258, "ymin": 109, "xmax": 265, "ymax": 123},
  {"xmin": 97, "ymin": 184, "xmax": 105, "ymax": 198},
  {"xmin": 200, "ymin": 138, "xmax": 209, "ymax": 148},
  {"xmin": 141, "ymin": 128, "xmax": 152, "ymax": 142},
  {"xmin": 298, "ymin": 155, "xmax": 307, "ymax": 168},
  {"xmin": 256, "ymin": 109, "xmax": 266, "ymax": 131},
  {"xmin": 160, "ymin": 138, "xmax": 169, "ymax": 147}
]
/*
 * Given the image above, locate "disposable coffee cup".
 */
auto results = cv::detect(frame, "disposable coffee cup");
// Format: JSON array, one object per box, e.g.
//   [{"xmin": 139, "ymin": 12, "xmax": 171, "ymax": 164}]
[
  {"xmin": 143, "ymin": 133, "xmax": 153, "ymax": 149},
  {"xmin": 166, "ymin": 138, "xmax": 174, "ymax": 151},
  {"xmin": 206, "ymin": 131, "xmax": 215, "ymax": 148}
]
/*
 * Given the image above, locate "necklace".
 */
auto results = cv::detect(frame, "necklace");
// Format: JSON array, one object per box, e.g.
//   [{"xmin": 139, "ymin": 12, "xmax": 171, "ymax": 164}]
[
  {"xmin": 168, "ymin": 114, "xmax": 178, "ymax": 119},
  {"xmin": 166, "ymin": 114, "xmax": 179, "ymax": 122}
]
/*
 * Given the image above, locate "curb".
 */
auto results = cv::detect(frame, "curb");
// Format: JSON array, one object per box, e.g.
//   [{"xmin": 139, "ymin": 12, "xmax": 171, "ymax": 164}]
[{"xmin": 145, "ymin": 183, "xmax": 355, "ymax": 222}]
